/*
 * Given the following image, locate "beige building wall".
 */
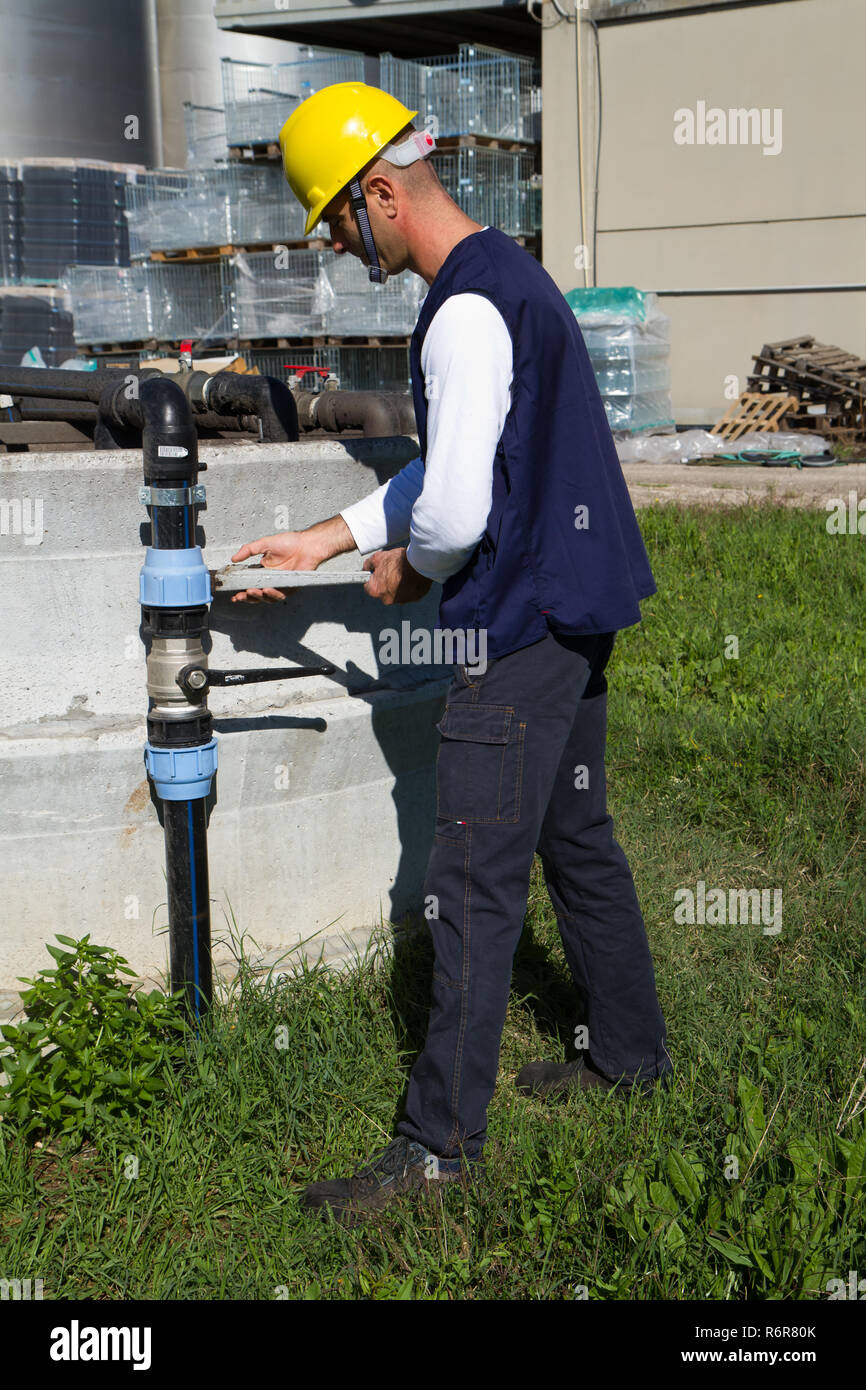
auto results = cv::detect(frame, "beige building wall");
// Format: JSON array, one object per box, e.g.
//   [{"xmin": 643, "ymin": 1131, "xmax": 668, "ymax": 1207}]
[{"xmin": 543, "ymin": 0, "xmax": 865, "ymax": 420}]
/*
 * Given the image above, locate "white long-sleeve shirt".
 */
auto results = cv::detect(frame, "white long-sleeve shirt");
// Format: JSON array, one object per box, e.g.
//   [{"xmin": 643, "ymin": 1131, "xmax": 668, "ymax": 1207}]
[{"xmin": 339, "ymin": 281, "xmax": 514, "ymax": 583}]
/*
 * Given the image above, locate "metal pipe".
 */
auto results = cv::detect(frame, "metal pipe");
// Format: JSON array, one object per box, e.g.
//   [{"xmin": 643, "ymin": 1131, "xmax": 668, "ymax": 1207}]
[
  {"xmin": 202, "ymin": 371, "xmax": 299, "ymax": 443},
  {"xmin": 0, "ymin": 366, "xmax": 154, "ymax": 402},
  {"xmin": 301, "ymin": 389, "xmax": 417, "ymax": 438},
  {"xmin": 130, "ymin": 376, "xmax": 215, "ymax": 1024},
  {"xmin": 15, "ymin": 398, "xmax": 98, "ymax": 421}
]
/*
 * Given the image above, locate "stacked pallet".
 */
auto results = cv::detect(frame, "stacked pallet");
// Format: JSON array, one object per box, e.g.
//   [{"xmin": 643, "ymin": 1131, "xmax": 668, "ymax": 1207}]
[{"xmin": 747, "ymin": 336, "xmax": 866, "ymax": 442}]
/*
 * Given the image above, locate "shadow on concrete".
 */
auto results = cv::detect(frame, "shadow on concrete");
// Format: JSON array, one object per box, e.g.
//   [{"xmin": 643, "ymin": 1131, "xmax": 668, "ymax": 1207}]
[{"xmin": 208, "ymin": 574, "xmax": 451, "ymax": 929}]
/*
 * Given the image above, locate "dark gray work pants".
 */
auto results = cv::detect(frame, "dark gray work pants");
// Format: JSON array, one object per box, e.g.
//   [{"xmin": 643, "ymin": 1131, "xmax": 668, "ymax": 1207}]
[{"xmin": 397, "ymin": 630, "xmax": 672, "ymax": 1164}]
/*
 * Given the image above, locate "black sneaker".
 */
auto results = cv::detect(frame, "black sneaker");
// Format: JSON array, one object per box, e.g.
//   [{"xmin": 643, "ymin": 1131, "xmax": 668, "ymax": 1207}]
[
  {"xmin": 301, "ymin": 1136, "xmax": 472, "ymax": 1225},
  {"xmin": 516, "ymin": 1054, "xmax": 667, "ymax": 1098}
]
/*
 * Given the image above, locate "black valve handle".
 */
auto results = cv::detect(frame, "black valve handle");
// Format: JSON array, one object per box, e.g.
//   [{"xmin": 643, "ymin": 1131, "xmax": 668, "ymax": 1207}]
[{"xmin": 176, "ymin": 663, "xmax": 335, "ymax": 697}]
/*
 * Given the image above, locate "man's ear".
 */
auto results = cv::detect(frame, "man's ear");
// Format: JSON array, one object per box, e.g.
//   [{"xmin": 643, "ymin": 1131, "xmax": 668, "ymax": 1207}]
[{"xmin": 365, "ymin": 171, "xmax": 400, "ymax": 221}]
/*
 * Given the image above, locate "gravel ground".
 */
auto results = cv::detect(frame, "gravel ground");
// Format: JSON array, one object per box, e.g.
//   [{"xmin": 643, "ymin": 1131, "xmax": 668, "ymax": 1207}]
[{"xmin": 623, "ymin": 459, "xmax": 866, "ymax": 511}]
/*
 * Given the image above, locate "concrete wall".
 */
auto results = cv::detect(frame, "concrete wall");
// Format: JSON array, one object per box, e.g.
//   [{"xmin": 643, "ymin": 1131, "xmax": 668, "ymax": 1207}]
[
  {"xmin": 0, "ymin": 435, "xmax": 454, "ymax": 993},
  {"xmin": 542, "ymin": 0, "xmax": 865, "ymax": 419}
]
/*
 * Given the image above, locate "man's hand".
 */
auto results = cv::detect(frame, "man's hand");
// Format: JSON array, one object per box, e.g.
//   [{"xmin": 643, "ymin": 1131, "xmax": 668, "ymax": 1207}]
[
  {"xmin": 362, "ymin": 547, "xmax": 433, "ymax": 605},
  {"xmin": 229, "ymin": 515, "xmax": 355, "ymax": 603}
]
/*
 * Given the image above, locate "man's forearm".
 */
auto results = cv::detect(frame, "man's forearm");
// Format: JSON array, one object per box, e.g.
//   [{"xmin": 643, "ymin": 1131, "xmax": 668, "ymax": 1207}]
[{"xmin": 304, "ymin": 514, "xmax": 358, "ymax": 563}]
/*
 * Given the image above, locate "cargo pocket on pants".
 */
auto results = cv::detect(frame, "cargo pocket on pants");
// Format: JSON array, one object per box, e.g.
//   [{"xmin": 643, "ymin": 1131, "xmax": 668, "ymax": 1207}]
[{"xmin": 435, "ymin": 702, "xmax": 525, "ymax": 824}]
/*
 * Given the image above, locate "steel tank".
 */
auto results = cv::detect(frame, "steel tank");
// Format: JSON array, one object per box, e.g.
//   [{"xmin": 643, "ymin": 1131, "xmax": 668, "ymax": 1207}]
[{"xmin": 0, "ymin": 0, "xmax": 162, "ymax": 164}]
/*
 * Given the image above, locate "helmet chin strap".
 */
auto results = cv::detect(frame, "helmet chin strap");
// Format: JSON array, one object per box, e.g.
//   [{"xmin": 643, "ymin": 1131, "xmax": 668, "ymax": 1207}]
[
  {"xmin": 346, "ymin": 132, "xmax": 437, "ymax": 285},
  {"xmin": 348, "ymin": 176, "xmax": 388, "ymax": 285}
]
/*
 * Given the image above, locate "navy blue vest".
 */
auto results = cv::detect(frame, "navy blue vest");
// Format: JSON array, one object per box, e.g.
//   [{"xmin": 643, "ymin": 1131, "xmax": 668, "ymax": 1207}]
[{"xmin": 409, "ymin": 227, "xmax": 656, "ymax": 659}]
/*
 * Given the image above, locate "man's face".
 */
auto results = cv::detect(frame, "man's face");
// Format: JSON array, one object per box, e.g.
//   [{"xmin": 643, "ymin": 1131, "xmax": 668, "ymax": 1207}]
[{"xmin": 323, "ymin": 191, "xmax": 370, "ymax": 267}]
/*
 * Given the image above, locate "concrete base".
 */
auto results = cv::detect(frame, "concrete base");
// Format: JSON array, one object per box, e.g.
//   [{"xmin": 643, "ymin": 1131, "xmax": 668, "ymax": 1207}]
[{"xmin": 0, "ymin": 434, "xmax": 457, "ymax": 993}]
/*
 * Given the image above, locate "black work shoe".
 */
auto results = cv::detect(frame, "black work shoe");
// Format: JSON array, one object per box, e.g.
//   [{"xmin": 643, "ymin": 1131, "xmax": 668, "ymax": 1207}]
[
  {"xmin": 516, "ymin": 1053, "xmax": 669, "ymax": 1099},
  {"xmin": 301, "ymin": 1136, "xmax": 470, "ymax": 1225},
  {"xmin": 516, "ymin": 1055, "xmax": 617, "ymax": 1098}
]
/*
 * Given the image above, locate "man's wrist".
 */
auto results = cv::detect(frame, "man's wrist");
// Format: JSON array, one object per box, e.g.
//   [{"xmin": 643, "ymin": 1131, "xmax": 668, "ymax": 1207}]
[{"xmin": 305, "ymin": 514, "xmax": 357, "ymax": 563}]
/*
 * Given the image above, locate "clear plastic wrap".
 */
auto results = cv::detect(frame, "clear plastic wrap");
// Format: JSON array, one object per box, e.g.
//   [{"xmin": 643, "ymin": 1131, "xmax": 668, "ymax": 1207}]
[
  {"xmin": 322, "ymin": 252, "xmax": 426, "ymax": 336},
  {"xmin": 229, "ymin": 249, "xmax": 333, "ymax": 339},
  {"xmin": 615, "ymin": 429, "xmax": 831, "ymax": 465},
  {"xmin": 60, "ymin": 261, "xmax": 225, "ymax": 345},
  {"xmin": 124, "ymin": 165, "xmax": 316, "ymax": 258},
  {"xmin": 59, "ymin": 265, "xmax": 151, "ymax": 344},
  {"xmin": 568, "ymin": 288, "xmax": 675, "ymax": 435},
  {"xmin": 0, "ymin": 286, "xmax": 77, "ymax": 367}
]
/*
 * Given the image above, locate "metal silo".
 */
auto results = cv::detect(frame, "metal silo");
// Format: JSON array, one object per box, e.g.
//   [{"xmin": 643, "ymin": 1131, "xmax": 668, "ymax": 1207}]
[{"xmin": 0, "ymin": 0, "xmax": 162, "ymax": 165}]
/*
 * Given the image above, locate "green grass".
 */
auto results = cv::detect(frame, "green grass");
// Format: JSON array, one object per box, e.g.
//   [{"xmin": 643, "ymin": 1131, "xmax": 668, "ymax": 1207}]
[{"xmin": 1, "ymin": 501, "xmax": 865, "ymax": 1300}]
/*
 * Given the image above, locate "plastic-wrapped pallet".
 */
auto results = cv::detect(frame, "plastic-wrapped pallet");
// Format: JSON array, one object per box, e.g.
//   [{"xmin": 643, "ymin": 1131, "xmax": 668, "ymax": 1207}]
[
  {"xmin": 565, "ymin": 287, "xmax": 675, "ymax": 435},
  {"xmin": 0, "ymin": 287, "xmax": 77, "ymax": 367},
  {"xmin": 322, "ymin": 251, "xmax": 426, "ymax": 336},
  {"xmin": 124, "ymin": 166, "xmax": 314, "ymax": 258},
  {"xmin": 229, "ymin": 249, "xmax": 333, "ymax": 339},
  {"xmin": 0, "ymin": 163, "xmax": 21, "ymax": 286},
  {"xmin": 59, "ymin": 265, "xmax": 151, "ymax": 344},
  {"xmin": 147, "ymin": 262, "xmax": 227, "ymax": 342},
  {"xmin": 18, "ymin": 160, "xmax": 139, "ymax": 284},
  {"xmin": 221, "ymin": 51, "xmax": 366, "ymax": 147},
  {"xmin": 60, "ymin": 261, "xmax": 226, "ymax": 345}
]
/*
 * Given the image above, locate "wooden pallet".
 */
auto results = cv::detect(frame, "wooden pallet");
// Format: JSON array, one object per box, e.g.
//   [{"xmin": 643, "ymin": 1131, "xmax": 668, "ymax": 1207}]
[
  {"xmin": 713, "ymin": 391, "xmax": 797, "ymax": 441},
  {"xmin": 228, "ymin": 142, "xmax": 280, "ymax": 162},
  {"xmin": 81, "ymin": 339, "xmax": 161, "ymax": 354},
  {"xmin": 746, "ymin": 335, "xmax": 866, "ymax": 438},
  {"xmin": 750, "ymin": 337, "xmax": 866, "ymax": 394},
  {"xmin": 434, "ymin": 133, "xmax": 538, "ymax": 152},
  {"xmin": 228, "ymin": 133, "xmax": 539, "ymax": 161},
  {"xmin": 148, "ymin": 237, "xmax": 329, "ymax": 263},
  {"xmin": 237, "ymin": 334, "xmax": 411, "ymax": 351}
]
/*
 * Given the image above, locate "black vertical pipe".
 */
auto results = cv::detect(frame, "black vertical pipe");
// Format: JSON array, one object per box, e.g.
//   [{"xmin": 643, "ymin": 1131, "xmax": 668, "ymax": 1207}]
[{"xmin": 163, "ymin": 800, "xmax": 213, "ymax": 1023}]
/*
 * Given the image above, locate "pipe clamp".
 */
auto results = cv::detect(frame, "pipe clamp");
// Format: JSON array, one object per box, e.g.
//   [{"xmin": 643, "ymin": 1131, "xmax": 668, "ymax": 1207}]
[{"xmin": 139, "ymin": 485, "xmax": 206, "ymax": 507}]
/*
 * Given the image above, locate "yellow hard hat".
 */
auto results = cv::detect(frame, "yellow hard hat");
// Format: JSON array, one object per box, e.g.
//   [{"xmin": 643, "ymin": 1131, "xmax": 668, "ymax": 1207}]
[{"xmin": 279, "ymin": 83, "xmax": 419, "ymax": 236}]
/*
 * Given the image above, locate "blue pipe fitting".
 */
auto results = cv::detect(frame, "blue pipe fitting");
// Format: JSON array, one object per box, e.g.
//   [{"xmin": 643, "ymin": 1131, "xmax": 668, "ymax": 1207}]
[
  {"xmin": 144, "ymin": 738, "xmax": 218, "ymax": 801},
  {"xmin": 140, "ymin": 546, "xmax": 212, "ymax": 608}
]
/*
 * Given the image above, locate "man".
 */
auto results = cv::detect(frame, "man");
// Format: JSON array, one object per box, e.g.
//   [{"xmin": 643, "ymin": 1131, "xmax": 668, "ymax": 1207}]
[{"xmin": 231, "ymin": 83, "xmax": 672, "ymax": 1222}]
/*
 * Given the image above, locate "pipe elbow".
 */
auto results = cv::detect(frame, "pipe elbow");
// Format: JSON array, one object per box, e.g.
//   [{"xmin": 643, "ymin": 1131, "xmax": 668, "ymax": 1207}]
[{"xmin": 205, "ymin": 372, "xmax": 299, "ymax": 443}]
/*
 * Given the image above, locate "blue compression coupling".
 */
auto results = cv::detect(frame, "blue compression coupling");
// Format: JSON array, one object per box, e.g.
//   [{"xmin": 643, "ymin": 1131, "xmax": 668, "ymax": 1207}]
[
  {"xmin": 140, "ymin": 547, "xmax": 212, "ymax": 608},
  {"xmin": 144, "ymin": 739, "xmax": 218, "ymax": 801}
]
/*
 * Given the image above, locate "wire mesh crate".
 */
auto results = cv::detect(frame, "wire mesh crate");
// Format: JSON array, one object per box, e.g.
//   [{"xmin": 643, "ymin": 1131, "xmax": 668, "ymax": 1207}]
[
  {"xmin": 221, "ymin": 49, "xmax": 366, "ymax": 147},
  {"xmin": 431, "ymin": 146, "xmax": 540, "ymax": 236},
  {"xmin": 61, "ymin": 261, "xmax": 227, "ymax": 345},
  {"xmin": 228, "ymin": 249, "xmax": 333, "ymax": 339},
  {"xmin": 124, "ymin": 166, "xmax": 317, "ymax": 258},
  {"xmin": 248, "ymin": 344, "xmax": 412, "ymax": 394},
  {"xmin": 183, "ymin": 103, "xmax": 228, "ymax": 166},
  {"xmin": 380, "ymin": 44, "xmax": 536, "ymax": 141},
  {"xmin": 322, "ymin": 252, "xmax": 426, "ymax": 336},
  {"xmin": 147, "ymin": 261, "xmax": 227, "ymax": 342},
  {"xmin": 60, "ymin": 265, "xmax": 151, "ymax": 344},
  {"xmin": 125, "ymin": 171, "xmax": 194, "ymax": 260}
]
